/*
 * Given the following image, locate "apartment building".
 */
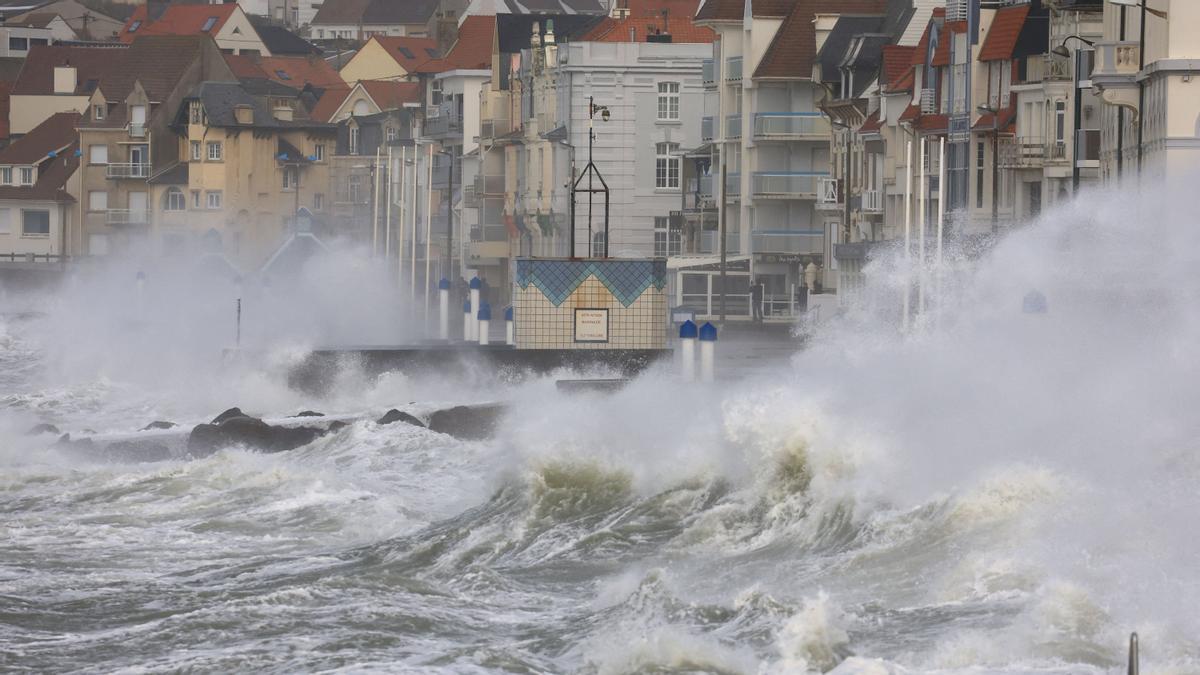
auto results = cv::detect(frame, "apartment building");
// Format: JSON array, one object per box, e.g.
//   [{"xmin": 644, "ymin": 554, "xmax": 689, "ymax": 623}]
[
  {"xmin": 0, "ymin": 111, "xmax": 79, "ymax": 265},
  {"xmin": 1091, "ymin": 0, "xmax": 1200, "ymax": 181},
  {"xmin": 76, "ymin": 36, "xmax": 238, "ymax": 258}
]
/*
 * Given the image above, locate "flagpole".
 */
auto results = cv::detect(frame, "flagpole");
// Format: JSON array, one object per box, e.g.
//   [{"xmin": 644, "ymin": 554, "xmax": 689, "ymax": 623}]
[
  {"xmin": 385, "ymin": 146, "xmax": 393, "ymax": 262},
  {"xmin": 425, "ymin": 143, "xmax": 433, "ymax": 320},
  {"xmin": 372, "ymin": 148, "xmax": 381, "ymax": 256},
  {"xmin": 937, "ymin": 136, "xmax": 945, "ymax": 323},
  {"xmin": 918, "ymin": 136, "xmax": 926, "ymax": 318},
  {"xmin": 903, "ymin": 138, "xmax": 911, "ymax": 332}
]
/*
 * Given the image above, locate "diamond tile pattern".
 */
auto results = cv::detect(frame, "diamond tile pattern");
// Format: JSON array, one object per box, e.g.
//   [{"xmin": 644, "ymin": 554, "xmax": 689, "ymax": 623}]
[{"xmin": 517, "ymin": 259, "xmax": 667, "ymax": 308}]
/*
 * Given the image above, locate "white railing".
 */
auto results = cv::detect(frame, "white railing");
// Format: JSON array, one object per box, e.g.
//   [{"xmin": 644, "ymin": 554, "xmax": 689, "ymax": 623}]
[
  {"xmin": 861, "ymin": 189, "xmax": 882, "ymax": 213},
  {"xmin": 752, "ymin": 230, "xmax": 824, "ymax": 255},
  {"xmin": 817, "ymin": 176, "xmax": 840, "ymax": 205},
  {"xmin": 753, "ymin": 113, "xmax": 830, "ymax": 138},
  {"xmin": 753, "ymin": 172, "xmax": 826, "ymax": 198},
  {"xmin": 105, "ymin": 209, "xmax": 148, "ymax": 225},
  {"xmin": 725, "ymin": 56, "xmax": 742, "ymax": 81},
  {"xmin": 920, "ymin": 88, "xmax": 936, "ymax": 114},
  {"xmin": 128, "ymin": 123, "xmax": 146, "ymax": 138},
  {"xmin": 106, "ymin": 163, "xmax": 151, "ymax": 179},
  {"xmin": 726, "ymin": 114, "xmax": 741, "ymax": 139},
  {"xmin": 702, "ymin": 59, "xmax": 715, "ymax": 85},
  {"xmin": 701, "ymin": 116, "xmax": 714, "ymax": 142}
]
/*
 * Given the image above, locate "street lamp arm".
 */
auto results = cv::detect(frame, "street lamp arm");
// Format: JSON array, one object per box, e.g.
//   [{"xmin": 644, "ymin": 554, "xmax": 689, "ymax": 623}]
[{"xmin": 1051, "ymin": 35, "xmax": 1095, "ymax": 58}]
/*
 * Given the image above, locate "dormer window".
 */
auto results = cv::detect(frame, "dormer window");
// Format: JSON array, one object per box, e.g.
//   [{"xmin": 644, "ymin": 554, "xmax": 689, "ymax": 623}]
[
  {"xmin": 128, "ymin": 20, "xmax": 141, "ymax": 32},
  {"xmin": 20, "ymin": 167, "xmax": 33, "ymax": 185},
  {"xmin": 398, "ymin": 47, "xmax": 414, "ymax": 59},
  {"xmin": 93, "ymin": 104, "xmax": 105, "ymax": 120},
  {"xmin": 0, "ymin": 167, "xmax": 11, "ymax": 184},
  {"xmin": 202, "ymin": 16, "xmax": 217, "ymax": 32},
  {"xmin": 189, "ymin": 101, "xmax": 203, "ymax": 125}
]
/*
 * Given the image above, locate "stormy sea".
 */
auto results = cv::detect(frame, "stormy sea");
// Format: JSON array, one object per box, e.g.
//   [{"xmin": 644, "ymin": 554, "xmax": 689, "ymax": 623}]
[{"xmin": 2, "ymin": 181, "xmax": 1199, "ymax": 674}]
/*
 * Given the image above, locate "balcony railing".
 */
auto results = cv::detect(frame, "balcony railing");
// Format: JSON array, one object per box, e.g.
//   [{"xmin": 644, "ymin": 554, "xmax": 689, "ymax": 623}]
[
  {"xmin": 702, "ymin": 58, "xmax": 716, "ymax": 86},
  {"xmin": 106, "ymin": 163, "xmax": 151, "ymax": 179},
  {"xmin": 726, "ymin": 114, "xmax": 741, "ymax": 139},
  {"xmin": 920, "ymin": 88, "xmax": 936, "ymax": 114},
  {"xmin": 481, "ymin": 115, "xmax": 512, "ymax": 139},
  {"xmin": 474, "ymin": 174, "xmax": 504, "ymax": 195},
  {"xmin": 753, "ymin": 113, "xmax": 829, "ymax": 139},
  {"xmin": 1093, "ymin": 41, "xmax": 1140, "ymax": 81},
  {"xmin": 725, "ymin": 56, "xmax": 741, "ymax": 82},
  {"xmin": 815, "ymin": 176, "xmax": 841, "ymax": 210},
  {"xmin": 106, "ymin": 209, "xmax": 149, "ymax": 225},
  {"xmin": 725, "ymin": 173, "xmax": 740, "ymax": 197},
  {"xmin": 861, "ymin": 189, "xmax": 882, "ymax": 213},
  {"xmin": 698, "ymin": 230, "xmax": 741, "ymax": 255},
  {"xmin": 1000, "ymin": 137, "xmax": 1046, "ymax": 167},
  {"xmin": 701, "ymin": 116, "xmax": 714, "ymax": 142},
  {"xmin": 752, "ymin": 230, "xmax": 824, "ymax": 255},
  {"xmin": 128, "ymin": 123, "xmax": 146, "ymax": 138},
  {"xmin": 692, "ymin": 175, "xmax": 712, "ymax": 198},
  {"xmin": 752, "ymin": 172, "xmax": 827, "ymax": 199},
  {"xmin": 424, "ymin": 113, "xmax": 462, "ymax": 138}
]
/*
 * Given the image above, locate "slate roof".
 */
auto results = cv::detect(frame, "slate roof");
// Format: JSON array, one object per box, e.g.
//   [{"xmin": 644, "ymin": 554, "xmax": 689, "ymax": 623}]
[
  {"xmin": 753, "ymin": 0, "xmax": 889, "ymax": 80},
  {"xmin": 695, "ymin": 0, "xmax": 794, "ymax": 22},
  {"xmin": 0, "ymin": 111, "xmax": 79, "ymax": 202},
  {"xmin": 495, "ymin": 0, "xmax": 606, "ymax": 14},
  {"xmin": 815, "ymin": 15, "xmax": 885, "ymax": 83},
  {"xmin": 248, "ymin": 16, "xmax": 321, "ymax": 55},
  {"xmin": 6, "ymin": 11, "xmax": 57, "ymax": 27},
  {"xmin": 185, "ymin": 81, "xmax": 334, "ymax": 129},
  {"xmin": 313, "ymin": 0, "xmax": 437, "ymax": 27},
  {"xmin": 11, "ymin": 43, "xmax": 126, "ymax": 95},
  {"xmin": 148, "ymin": 161, "xmax": 187, "ymax": 185},
  {"xmin": 496, "ymin": 14, "xmax": 604, "ymax": 53}
]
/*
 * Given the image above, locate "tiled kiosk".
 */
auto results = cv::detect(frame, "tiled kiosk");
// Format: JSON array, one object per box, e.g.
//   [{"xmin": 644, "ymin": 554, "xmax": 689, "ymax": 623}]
[
  {"xmin": 285, "ymin": 258, "xmax": 671, "ymax": 392},
  {"xmin": 513, "ymin": 258, "xmax": 668, "ymax": 350}
]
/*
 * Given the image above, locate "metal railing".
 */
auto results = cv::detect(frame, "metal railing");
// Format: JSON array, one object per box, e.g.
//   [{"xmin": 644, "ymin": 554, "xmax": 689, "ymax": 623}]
[
  {"xmin": 816, "ymin": 176, "xmax": 840, "ymax": 207},
  {"xmin": 105, "ymin": 209, "xmax": 149, "ymax": 225},
  {"xmin": 128, "ymin": 123, "xmax": 146, "ymax": 138},
  {"xmin": 726, "ymin": 114, "xmax": 741, "ymax": 139},
  {"xmin": 725, "ymin": 56, "xmax": 741, "ymax": 81},
  {"xmin": 753, "ymin": 113, "xmax": 829, "ymax": 139},
  {"xmin": 702, "ymin": 58, "xmax": 715, "ymax": 86},
  {"xmin": 752, "ymin": 230, "xmax": 824, "ymax": 254},
  {"xmin": 725, "ymin": 173, "xmax": 740, "ymax": 197},
  {"xmin": 424, "ymin": 113, "xmax": 462, "ymax": 137},
  {"xmin": 701, "ymin": 116, "xmax": 714, "ymax": 142},
  {"xmin": 752, "ymin": 172, "xmax": 827, "ymax": 199},
  {"xmin": 861, "ymin": 189, "xmax": 882, "ymax": 213},
  {"xmin": 106, "ymin": 163, "xmax": 151, "ymax": 179}
]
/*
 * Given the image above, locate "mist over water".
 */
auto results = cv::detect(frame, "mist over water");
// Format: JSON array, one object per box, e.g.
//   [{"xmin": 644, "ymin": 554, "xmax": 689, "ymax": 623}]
[{"xmin": 2, "ymin": 179, "xmax": 1199, "ymax": 673}]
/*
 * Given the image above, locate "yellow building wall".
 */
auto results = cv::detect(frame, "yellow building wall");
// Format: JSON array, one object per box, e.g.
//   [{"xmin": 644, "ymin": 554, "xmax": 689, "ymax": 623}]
[{"xmin": 338, "ymin": 39, "xmax": 408, "ymax": 84}]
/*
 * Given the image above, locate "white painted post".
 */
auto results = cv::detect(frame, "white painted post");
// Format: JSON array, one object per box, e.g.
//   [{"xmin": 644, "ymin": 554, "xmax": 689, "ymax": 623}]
[
  {"xmin": 918, "ymin": 136, "xmax": 926, "ymax": 317},
  {"xmin": 462, "ymin": 298, "xmax": 471, "ymax": 342},
  {"xmin": 937, "ymin": 137, "xmax": 946, "ymax": 324},
  {"xmin": 679, "ymin": 320, "xmax": 697, "ymax": 382},
  {"xmin": 505, "ymin": 306, "xmax": 514, "ymax": 346},
  {"xmin": 438, "ymin": 278, "xmax": 450, "ymax": 341},
  {"xmin": 468, "ymin": 276, "xmax": 480, "ymax": 342},
  {"xmin": 698, "ymin": 321, "xmax": 717, "ymax": 383},
  {"xmin": 903, "ymin": 139, "xmax": 912, "ymax": 332},
  {"xmin": 477, "ymin": 303, "xmax": 491, "ymax": 346}
]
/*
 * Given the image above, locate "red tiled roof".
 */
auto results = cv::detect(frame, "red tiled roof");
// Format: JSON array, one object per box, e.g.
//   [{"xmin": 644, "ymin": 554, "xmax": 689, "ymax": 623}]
[
  {"xmin": 309, "ymin": 84, "xmax": 351, "ymax": 122},
  {"xmin": 972, "ymin": 104, "xmax": 1016, "ymax": 132},
  {"xmin": 119, "ymin": 4, "xmax": 238, "ymax": 43},
  {"xmin": 12, "ymin": 44, "xmax": 126, "ymax": 96},
  {"xmin": 888, "ymin": 66, "xmax": 914, "ymax": 93},
  {"xmin": 859, "ymin": 110, "xmax": 881, "ymax": 133},
  {"xmin": 931, "ymin": 23, "xmax": 951, "ymax": 66},
  {"xmin": 581, "ymin": 15, "xmax": 715, "ymax": 43},
  {"xmin": 360, "ymin": 79, "xmax": 422, "ymax": 111},
  {"xmin": 225, "ymin": 54, "xmax": 344, "ymax": 89},
  {"xmin": 412, "ymin": 15, "xmax": 495, "ymax": 74},
  {"xmin": 753, "ymin": 0, "xmax": 889, "ymax": 80},
  {"xmin": 0, "ymin": 111, "xmax": 80, "ymax": 202},
  {"xmin": 979, "ymin": 3, "xmax": 1030, "ymax": 62},
  {"xmin": 899, "ymin": 103, "xmax": 919, "ymax": 122},
  {"xmin": 915, "ymin": 113, "xmax": 947, "ymax": 132},
  {"xmin": 912, "ymin": 20, "xmax": 932, "ymax": 65},
  {"xmin": 372, "ymin": 35, "xmax": 440, "ymax": 72},
  {"xmin": 881, "ymin": 45, "xmax": 915, "ymax": 91}
]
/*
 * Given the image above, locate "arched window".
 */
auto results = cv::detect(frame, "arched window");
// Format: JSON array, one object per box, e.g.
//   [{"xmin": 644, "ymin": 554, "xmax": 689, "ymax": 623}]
[
  {"xmin": 352, "ymin": 99, "xmax": 369, "ymax": 116},
  {"xmin": 162, "ymin": 187, "xmax": 185, "ymax": 211}
]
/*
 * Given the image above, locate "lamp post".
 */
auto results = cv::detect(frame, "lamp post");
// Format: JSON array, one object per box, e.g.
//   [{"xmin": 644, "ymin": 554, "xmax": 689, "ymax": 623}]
[
  {"xmin": 570, "ymin": 96, "xmax": 610, "ymax": 258},
  {"xmin": 977, "ymin": 104, "xmax": 999, "ymax": 232},
  {"xmin": 1053, "ymin": 36, "xmax": 1095, "ymax": 192}
]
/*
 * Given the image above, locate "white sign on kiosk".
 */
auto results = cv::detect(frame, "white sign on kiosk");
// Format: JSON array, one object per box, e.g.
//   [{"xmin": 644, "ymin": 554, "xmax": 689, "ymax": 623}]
[{"xmin": 574, "ymin": 308, "xmax": 609, "ymax": 343}]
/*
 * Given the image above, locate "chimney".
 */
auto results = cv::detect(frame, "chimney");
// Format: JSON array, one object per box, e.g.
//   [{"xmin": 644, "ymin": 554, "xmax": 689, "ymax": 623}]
[
  {"xmin": 233, "ymin": 104, "xmax": 254, "ymax": 125},
  {"xmin": 53, "ymin": 64, "xmax": 76, "ymax": 94},
  {"xmin": 273, "ymin": 105, "xmax": 294, "ymax": 121}
]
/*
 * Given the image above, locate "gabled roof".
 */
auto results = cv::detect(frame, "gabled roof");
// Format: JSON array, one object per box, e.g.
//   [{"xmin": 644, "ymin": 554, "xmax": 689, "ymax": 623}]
[
  {"xmin": 308, "ymin": 84, "xmax": 351, "ymax": 122},
  {"xmin": 371, "ymin": 35, "xmax": 439, "ymax": 71},
  {"xmin": 493, "ymin": 0, "xmax": 606, "ymax": 14},
  {"xmin": 411, "ymin": 15, "xmax": 495, "ymax": 74},
  {"xmin": 0, "ymin": 111, "xmax": 79, "ymax": 202},
  {"xmin": 753, "ymin": 0, "xmax": 889, "ymax": 80},
  {"xmin": 496, "ymin": 14, "xmax": 604, "ymax": 53},
  {"xmin": 6, "ymin": 12, "xmax": 59, "ymax": 28},
  {"xmin": 11, "ymin": 43, "xmax": 126, "ymax": 95},
  {"xmin": 695, "ymin": 0, "xmax": 794, "ymax": 22},
  {"xmin": 359, "ymin": 79, "xmax": 421, "ymax": 111},
  {"xmin": 119, "ymin": 3, "xmax": 238, "ymax": 43},
  {"xmin": 312, "ymin": 0, "xmax": 437, "ymax": 27},
  {"xmin": 185, "ymin": 81, "xmax": 333, "ymax": 130},
  {"xmin": 880, "ymin": 45, "xmax": 915, "ymax": 92},
  {"xmin": 225, "ymin": 54, "xmax": 344, "ymax": 89},
  {"xmin": 248, "ymin": 17, "xmax": 320, "ymax": 56},
  {"xmin": 580, "ymin": 15, "xmax": 715, "ymax": 43},
  {"xmin": 979, "ymin": 2, "xmax": 1046, "ymax": 62}
]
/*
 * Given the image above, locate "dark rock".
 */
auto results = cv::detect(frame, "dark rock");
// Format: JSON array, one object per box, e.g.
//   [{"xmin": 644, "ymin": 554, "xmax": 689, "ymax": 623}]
[
  {"xmin": 376, "ymin": 409, "xmax": 425, "ymax": 427},
  {"xmin": 187, "ymin": 416, "xmax": 327, "ymax": 456},
  {"xmin": 52, "ymin": 433, "xmax": 94, "ymax": 452},
  {"xmin": 27, "ymin": 423, "xmax": 60, "ymax": 436},
  {"xmin": 327, "ymin": 420, "xmax": 348, "ymax": 433},
  {"xmin": 211, "ymin": 407, "xmax": 248, "ymax": 425},
  {"xmin": 292, "ymin": 410, "xmax": 325, "ymax": 417},
  {"xmin": 427, "ymin": 405, "xmax": 505, "ymax": 440},
  {"xmin": 140, "ymin": 421, "xmax": 177, "ymax": 431}
]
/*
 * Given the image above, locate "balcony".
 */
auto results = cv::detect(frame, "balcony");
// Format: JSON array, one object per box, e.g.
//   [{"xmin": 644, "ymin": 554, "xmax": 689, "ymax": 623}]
[
  {"xmin": 702, "ymin": 59, "xmax": 717, "ymax": 86},
  {"xmin": 106, "ymin": 163, "xmax": 151, "ymax": 179},
  {"xmin": 474, "ymin": 174, "xmax": 505, "ymax": 195},
  {"xmin": 752, "ymin": 172, "xmax": 827, "ymax": 200},
  {"xmin": 697, "ymin": 230, "xmax": 741, "ymax": 255},
  {"xmin": 424, "ymin": 113, "xmax": 462, "ymax": 138},
  {"xmin": 752, "ymin": 229, "xmax": 824, "ymax": 255},
  {"xmin": 1000, "ymin": 137, "xmax": 1047, "ymax": 168},
  {"xmin": 128, "ymin": 123, "xmax": 146, "ymax": 138},
  {"xmin": 1092, "ymin": 41, "xmax": 1140, "ymax": 95},
  {"xmin": 920, "ymin": 88, "xmax": 936, "ymax": 114},
  {"xmin": 106, "ymin": 209, "xmax": 149, "ymax": 225},
  {"xmin": 861, "ymin": 189, "xmax": 882, "ymax": 213},
  {"xmin": 462, "ymin": 183, "xmax": 478, "ymax": 208},
  {"xmin": 815, "ymin": 176, "xmax": 841, "ymax": 211},
  {"xmin": 753, "ymin": 113, "xmax": 829, "ymax": 141},
  {"xmin": 725, "ymin": 173, "xmax": 740, "ymax": 197},
  {"xmin": 726, "ymin": 114, "xmax": 741, "ymax": 140},
  {"xmin": 725, "ymin": 56, "xmax": 741, "ymax": 82},
  {"xmin": 701, "ymin": 116, "xmax": 713, "ymax": 142}
]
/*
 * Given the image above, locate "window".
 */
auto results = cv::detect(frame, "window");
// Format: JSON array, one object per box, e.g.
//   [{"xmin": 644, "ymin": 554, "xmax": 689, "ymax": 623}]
[
  {"xmin": 9, "ymin": 37, "xmax": 28, "ymax": 52},
  {"xmin": 19, "ymin": 168, "xmax": 33, "ymax": 185},
  {"xmin": 89, "ymin": 144, "xmax": 108, "ymax": 164},
  {"xmin": 317, "ymin": 29, "xmax": 324, "ymax": 38},
  {"xmin": 314, "ymin": 144, "xmax": 325, "ymax": 161},
  {"xmin": 653, "ymin": 215, "xmax": 681, "ymax": 258},
  {"xmin": 207, "ymin": 142, "xmax": 222, "ymax": 161},
  {"xmin": 282, "ymin": 166, "xmax": 298, "ymax": 190},
  {"xmin": 1055, "ymin": 100, "xmax": 1066, "ymax": 144},
  {"xmin": 386, "ymin": 127, "xmax": 397, "ymax": 142},
  {"xmin": 352, "ymin": 99, "xmax": 369, "ymax": 116},
  {"xmin": 655, "ymin": 142, "xmax": 680, "ymax": 189},
  {"xmin": 657, "ymin": 82, "xmax": 680, "ymax": 121},
  {"xmin": 22, "ymin": 210, "xmax": 49, "ymax": 236},
  {"xmin": 0, "ymin": 167, "xmax": 10, "ymax": 184},
  {"xmin": 88, "ymin": 191, "xmax": 108, "ymax": 211},
  {"xmin": 348, "ymin": 175, "xmax": 361, "ymax": 203},
  {"xmin": 592, "ymin": 231, "xmax": 606, "ymax": 257},
  {"xmin": 314, "ymin": 193, "xmax": 324, "ymax": 210},
  {"xmin": 189, "ymin": 101, "xmax": 203, "ymax": 124},
  {"xmin": 190, "ymin": 141, "xmax": 201, "ymax": 161},
  {"xmin": 0, "ymin": 208, "xmax": 10, "ymax": 233},
  {"xmin": 206, "ymin": 191, "xmax": 222, "ymax": 209},
  {"xmin": 191, "ymin": 190, "xmax": 201, "ymax": 208},
  {"xmin": 164, "ymin": 187, "xmax": 185, "ymax": 211},
  {"xmin": 93, "ymin": 104, "xmax": 105, "ymax": 120},
  {"xmin": 425, "ymin": 47, "xmax": 437, "ymax": 58},
  {"xmin": 398, "ymin": 46, "xmax": 414, "ymax": 59},
  {"xmin": 128, "ymin": 19, "xmax": 141, "ymax": 32},
  {"xmin": 30, "ymin": 38, "xmax": 46, "ymax": 47},
  {"xmin": 976, "ymin": 141, "xmax": 985, "ymax": 209},
  {"xmin": 201, "ymin": 16, "xmax": 217, "ymax": 32},
  {"xmin": 275, "ymin": 69, "xmax": 291, "ymax": 81},
  {"xmin": 348, "ymin": 126, "xmax": 360, "ymax": 154},
  {"xmin": 430, "ymin": 79, "xmax": 443, "ymax": 107}
]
